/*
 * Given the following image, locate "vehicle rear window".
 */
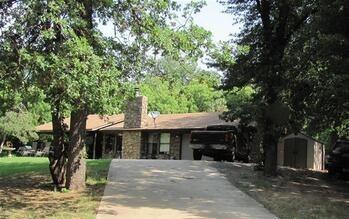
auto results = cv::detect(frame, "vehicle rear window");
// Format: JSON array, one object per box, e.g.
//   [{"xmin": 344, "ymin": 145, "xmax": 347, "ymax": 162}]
[{"xmin": 190, "ymin": 131, "xmax": 230, "ymax": 144}]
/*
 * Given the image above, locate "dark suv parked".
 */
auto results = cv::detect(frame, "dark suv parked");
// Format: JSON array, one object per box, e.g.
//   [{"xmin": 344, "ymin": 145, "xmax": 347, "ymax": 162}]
[{"xmin": 326, "ymin": 140, "xmax": 349, "ymax": 175}]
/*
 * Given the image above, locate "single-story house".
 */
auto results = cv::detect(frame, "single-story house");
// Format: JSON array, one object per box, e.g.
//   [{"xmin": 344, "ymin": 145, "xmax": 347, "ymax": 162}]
[
  {"xmin": 37, "ymin": 96, "xmax": 236, "ymax": 160},
  {"xmin": 277, "ymin": 133, "xmax": 325, "ymax": 170},
  {"xmin": 37, "ymin": 95, "xmax": 326, "ymax": 170}
]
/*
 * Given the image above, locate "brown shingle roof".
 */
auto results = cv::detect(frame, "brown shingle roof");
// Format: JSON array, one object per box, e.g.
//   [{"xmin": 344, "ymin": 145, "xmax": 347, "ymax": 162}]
[
  {"xmin": 100, "ymin": 112, "xmax": 237, "ymax": 131},
  {"xmin": 36, "ymin": 112, "xmax": 236, "ymax": 133},
  {"xmin": 36, "ymin": 114, "xmax": 124, "ymax": 133}
]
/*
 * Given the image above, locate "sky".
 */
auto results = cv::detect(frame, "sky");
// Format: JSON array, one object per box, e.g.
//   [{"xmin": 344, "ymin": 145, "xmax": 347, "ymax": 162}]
[
  {"xmin": 99, "ymin": 0, "xmax": 241, "ymax": 44},
  {"xmin": 177, "ymin": 0, "xmax": 241, "ymax": 43},
  {"xmin": 98, "ymin": 0, "xmax": 241, "ymax": 71}
]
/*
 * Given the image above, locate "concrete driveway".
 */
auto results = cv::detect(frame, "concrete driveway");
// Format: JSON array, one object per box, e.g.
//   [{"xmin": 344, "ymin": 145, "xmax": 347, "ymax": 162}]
[{"xmin": 97, "ymin": 160, "xmax": 276, "ymax": 219}]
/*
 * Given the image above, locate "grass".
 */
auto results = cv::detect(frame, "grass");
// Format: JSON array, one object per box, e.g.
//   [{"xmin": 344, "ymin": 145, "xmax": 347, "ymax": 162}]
[
  {"xmin": 214, "ymin": 162, "xmax": 349, "ymax": 219},
  {"xmin": 0, "ymin": 157, "xmax": 111, "ymax": 219},
  {"xmin": 0, "ymin": 157, "xmax": 50, "ymax": 176},
  {"xmin": 3, "ymin": 157, "xmax": 348, "ymax": 219}
]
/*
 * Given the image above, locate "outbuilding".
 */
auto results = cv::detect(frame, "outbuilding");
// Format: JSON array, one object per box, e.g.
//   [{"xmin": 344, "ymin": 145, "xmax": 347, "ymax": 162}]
[{"xmin": 277, "ymin": 133, "xmax": 325, "ymax": 171}]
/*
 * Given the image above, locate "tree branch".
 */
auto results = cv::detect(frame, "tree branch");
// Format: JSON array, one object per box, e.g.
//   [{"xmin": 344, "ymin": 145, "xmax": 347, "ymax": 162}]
[
  {"xmin": 285, "ymin": 6, "xmax": 316, "ymax": 44},
  {"xmin": 0, "ymin": 134, "xmax": 7, "ymax": 154},
  {"xmin": 256, "ymin": 0, "xmax": 272, "ymax": 49}
]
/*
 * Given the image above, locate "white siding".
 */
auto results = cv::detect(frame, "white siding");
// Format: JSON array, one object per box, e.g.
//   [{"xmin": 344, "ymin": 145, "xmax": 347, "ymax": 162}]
[
  {"xmin": 306, "ymin": 138, "xmax": 315, "ymax": 169},
  {"xmin": 181, "ymin": 134, "xmax": 193, "ymax": 160},
  {"xmin": 181, "ymin": 134, "xmax": 214, "ymax": 161},
  {"xmin": 313, "ymin": 141, "xmax": 325, "ymax": 170}
]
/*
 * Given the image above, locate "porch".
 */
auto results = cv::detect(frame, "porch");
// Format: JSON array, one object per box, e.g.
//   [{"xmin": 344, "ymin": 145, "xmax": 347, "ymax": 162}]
[{"xmin": 90, "ymin": 130, "xmax": 194, "ymax": 160}]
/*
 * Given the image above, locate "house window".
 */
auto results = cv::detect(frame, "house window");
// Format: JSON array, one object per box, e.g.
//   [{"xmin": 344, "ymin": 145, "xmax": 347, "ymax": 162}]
[{"xmin": 159, "ymin": 133, "xmax": 170, "ymax": 154}]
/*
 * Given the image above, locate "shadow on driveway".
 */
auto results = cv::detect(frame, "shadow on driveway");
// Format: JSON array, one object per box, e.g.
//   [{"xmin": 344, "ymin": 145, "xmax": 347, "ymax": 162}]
[{"xmin": 97, "ymin": 160, "xmax": 276, "ymax": 219}]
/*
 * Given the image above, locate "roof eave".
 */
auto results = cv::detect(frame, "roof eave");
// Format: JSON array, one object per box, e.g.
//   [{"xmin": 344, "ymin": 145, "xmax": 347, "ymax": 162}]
[{"xmin": 100, "ymin": 127, "xmax": 207, "ymax": 132}]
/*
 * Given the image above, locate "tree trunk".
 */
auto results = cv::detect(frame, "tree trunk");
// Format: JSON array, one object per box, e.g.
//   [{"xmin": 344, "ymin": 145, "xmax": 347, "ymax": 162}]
[
  {"xmin": 262, "ymin": 87, "xmax": 279, "ymax": 176},
  {"xmin": 263, "ymin": 127, "xmax": 278, "ymax": 176},
  {"xmin": 329, "ymin": 130, "xmax": 338, "ymax": 150},
  {"xmin": 0, "ymin": 134, "xmax": 6, "ymax": 154},
  {"xmin": 64, "ymin": 0, "xmax": 91, "ymax": 191},
  {"xmin": 48, "ymin": 108, "xmax": 67, "ymax": 188},
  {"xmin": 249, "ymin": 131, "xmax": 263, "ymax": 163},
  {"xmin": 257, "ymin": 0, "xmax": 310, "ymax": 177},
  {"xmin": 65, "ymin": 108, "xmax": 88, "ymax": 190}
]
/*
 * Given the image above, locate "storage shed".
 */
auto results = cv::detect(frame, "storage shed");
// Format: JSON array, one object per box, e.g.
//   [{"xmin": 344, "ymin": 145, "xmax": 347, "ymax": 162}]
[{"xmin": 277, "ymin": 133, "xmax": 325, "ymax": 171}]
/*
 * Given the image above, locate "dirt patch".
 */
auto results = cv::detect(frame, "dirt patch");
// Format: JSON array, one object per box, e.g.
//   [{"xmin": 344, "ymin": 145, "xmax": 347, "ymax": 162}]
[
  {"xmin": 0, "ymin": 174, "xmax": 105, "ymax": 219},
  {"xmin": 0, "ymin": 159, "xmax": 110, "ymax": 219},
  {"xmin": 213, "ymin": 162, "xmax": 349, "ymax": 219}
]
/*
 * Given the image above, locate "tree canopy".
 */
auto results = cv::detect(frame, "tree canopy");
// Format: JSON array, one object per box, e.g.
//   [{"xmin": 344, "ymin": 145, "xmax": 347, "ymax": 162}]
[
  {"xmin": 140, "ymin": 58, "xmax": 225, "ymax": 114},
  {"xmin": 0, "ymin": 0, "xmax": 213, "ymax": 189},
  {"xmin": 0, "ymin": 110, "xmax": 39, "ymax": 154},
  {"xmin": 214, "ymin": 0, "xmax": 348, "ymax": 175},
  {"xmin": 283, "ymin": 0, "xmax": 349, "ymax": 142},
  {"xmin": 214, "ymin": 0, "xmax": 330, "ymax": 175}
]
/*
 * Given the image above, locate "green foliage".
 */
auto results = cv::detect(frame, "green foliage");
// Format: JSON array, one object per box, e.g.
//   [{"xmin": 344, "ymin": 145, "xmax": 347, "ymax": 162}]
[
  {"xmin": 21, "ymin": 35, "xmax": 125, "ymax": 115},
  {"xmin": 140, "ymin": 58, "xmax": 225, "ymax": 113},
  {"xmin": 0, "ymin": 0, "xmax": 213, "ymax": 186},
  {"xmin": 283, "ymin": 0, "xmax": 349, "ymax": 139},
  {"xmin": 0, "ymin": 110, "xmax": 39, "ymax": 144},
  {"xmin": 0, "ymin": 0, "xmax": 213, "ymax": 117},
  {"xmin": 102, "ymin": 0, "xmax": 212, "ymax": 80},
  {"xmin": 0, "ymin": 83, "xmax": 22, "ymax": 117},
  {"xmin": 0, "ymin": 83, "xmax": 51, "ymax": 125},
  {"xmin": 225, "ymin": 86, "xmax": 254, "ymax": 110},
  {"xmin": 215, "ymin": 0, "xmax": 348, "ymax": 154},
  {"xmin": 214, "ymin": 0, "xmax": 321, "ymax": 174},
  {"xmin": 21, "ymin": 87, "xmax": 52, "ymax": 125},
  {"xmin": 222, "ymin": 86, "xmax": 256, "ymax": 126},
  {"xmin": 215, "ymin": 0, "xmax": 317, "ymax": 117}
]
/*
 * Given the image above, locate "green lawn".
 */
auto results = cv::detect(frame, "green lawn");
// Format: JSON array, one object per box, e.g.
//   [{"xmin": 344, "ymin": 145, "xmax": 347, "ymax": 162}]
[
  {"xmin": 0, "ymin": 157, "xmax": 111, "ymax": 219},
  {"xmin": 0, "ymin": 157, "xmax": 50, "ymax": 176}
]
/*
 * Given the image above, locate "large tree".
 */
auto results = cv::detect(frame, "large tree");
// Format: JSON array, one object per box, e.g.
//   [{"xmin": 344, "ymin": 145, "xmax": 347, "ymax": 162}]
[
  {"xmin": 1, "ymin": 0, "xmax": 211, "ymax": 189},
  {"xmin": 283, "ymin": 0, "xmax": 349, "ymax": 146},
  {"xmin": 214, "ymin": 0, "xmax": 317, "ymax": 175}
]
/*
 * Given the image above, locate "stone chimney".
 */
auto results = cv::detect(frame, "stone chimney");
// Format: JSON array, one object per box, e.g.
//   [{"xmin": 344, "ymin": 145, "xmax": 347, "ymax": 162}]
[
  {"xmin": 122, "ymin": 95, "xmax": 148, "ymax": 159},
  {"xmin": 124, "ymin": 96, "xmax": 148, "ymax": 128}
]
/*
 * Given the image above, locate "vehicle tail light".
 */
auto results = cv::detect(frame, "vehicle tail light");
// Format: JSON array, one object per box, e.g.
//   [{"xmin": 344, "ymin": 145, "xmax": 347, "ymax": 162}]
[{"xmin": 225, "ymin": 133, "xmax": 229, "ymax": 142}]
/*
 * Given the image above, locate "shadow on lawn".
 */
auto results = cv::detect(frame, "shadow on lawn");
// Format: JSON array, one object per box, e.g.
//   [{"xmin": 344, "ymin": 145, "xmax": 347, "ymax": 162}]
[
  {"xmin": 0, "ymin": 174, "xmax": 59, "ymax": 217},
  {"xmin": 0, "ymin": 162, "xmax": 109, "ymax": 218},
  {"xmin": 212, "ymin": 162, "xmax": 349, "ymax": 219}
]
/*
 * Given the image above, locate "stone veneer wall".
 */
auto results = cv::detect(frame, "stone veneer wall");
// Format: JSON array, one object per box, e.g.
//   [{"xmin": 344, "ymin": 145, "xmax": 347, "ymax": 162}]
[
  {"xmin": 122, "ymin": 96, "xmax": 148, "ymax": 159},
  {"xmin": 169, "ymin": 133, "xmax": 181, "ymax": 159},
  {"xmin": 122, "ymin": 131, "xmax": 142, "ymax": 159},
  {"xmin": 124, "ymin": 96, "xmax": 148, "ymax": 128}
]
